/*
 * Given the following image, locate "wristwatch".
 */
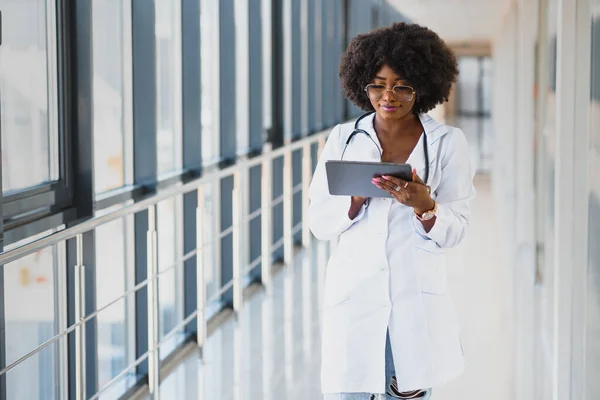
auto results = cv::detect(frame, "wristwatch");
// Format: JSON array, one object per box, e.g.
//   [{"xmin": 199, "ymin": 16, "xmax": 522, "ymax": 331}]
[{"xmin": 416, "ymin": 201, "xmax": 438, "ymax": 221}]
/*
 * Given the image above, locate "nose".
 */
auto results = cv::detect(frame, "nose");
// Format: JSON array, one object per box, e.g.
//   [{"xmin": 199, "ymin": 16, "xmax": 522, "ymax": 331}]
[{"xmin": 381, "ymin": 89, "xmax": 397, "ymax": 102}]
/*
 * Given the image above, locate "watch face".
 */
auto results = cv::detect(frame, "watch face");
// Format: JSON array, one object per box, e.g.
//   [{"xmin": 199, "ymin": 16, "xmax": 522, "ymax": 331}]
[{"xmin": 421, "ymin": 211, "xmax": 434, "ymax": 221}]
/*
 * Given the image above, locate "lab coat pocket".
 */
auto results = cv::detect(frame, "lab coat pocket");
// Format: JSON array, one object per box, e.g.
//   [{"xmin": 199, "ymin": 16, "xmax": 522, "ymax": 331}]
[
  {"xmin": 415, "ymin": 246, "xmax": 447, "ymax": 295},
  {"xmin": 323, "ymin": 252, "xmax": 355, "ymax": 307},
  {"xmin": 323, "ymin": 249, "xmax": 375, "ymax": 307}
]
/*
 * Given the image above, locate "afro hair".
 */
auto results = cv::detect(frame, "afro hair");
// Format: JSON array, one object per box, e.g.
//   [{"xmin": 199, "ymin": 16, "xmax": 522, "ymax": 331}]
[{"xmin": 339, "ymin": 22, "xmax": 459, "ymax": 115}]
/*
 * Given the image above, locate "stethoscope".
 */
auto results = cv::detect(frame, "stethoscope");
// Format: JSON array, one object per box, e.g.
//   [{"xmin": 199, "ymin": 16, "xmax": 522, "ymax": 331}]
[{"xmin": 340, "ymin": 112, "xmax": 430, "ymax": 184}]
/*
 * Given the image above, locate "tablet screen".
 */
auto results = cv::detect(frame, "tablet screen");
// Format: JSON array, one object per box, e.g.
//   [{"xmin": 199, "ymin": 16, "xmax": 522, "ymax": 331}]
[{"xmin": 325, "ymin": 160, "xmax": 412, "ymax": 198}]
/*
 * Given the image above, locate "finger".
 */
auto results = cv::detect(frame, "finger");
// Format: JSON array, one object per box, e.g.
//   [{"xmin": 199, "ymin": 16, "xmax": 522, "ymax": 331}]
[
  {"xmin": 381, "ymin": 175, "xmax": 405, "ymax": 186},
  {"xmin": 395, "ymin": 190, "xmax": 411, "ymax": 204},
  {"xmin": 377, "ymin": 178, "xmax": 401, "ymax": 193},
  {"xmin": 385, "ymin": 183, "xmax": 411, "ymax": 203},
  {"xmin": 372, "ymin": 177, "xmax": 394, "ymax": 194},
  {"xmin": 381, "ymin": 175, "xmax": 409, "ymax": 190},
  {"xmin": 385, "ymin": 178, "xmax": 416, "ymax": 194},
  {"xmin": 412, "ymin": 169, "xmax": 425, "ymax": 185},
  {"xmin": 374, "ymin": 178, "xmax": 415, "ymax": 202},
  {"xmin": 375, "ymin": 180, "xmax": 407, "ymax": 202}
]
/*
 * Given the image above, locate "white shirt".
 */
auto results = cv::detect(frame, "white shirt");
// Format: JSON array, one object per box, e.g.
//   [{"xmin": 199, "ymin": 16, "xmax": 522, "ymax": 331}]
[{"xmin": 308, "ymin": 113, "xmax": 476, "ymax": 394}]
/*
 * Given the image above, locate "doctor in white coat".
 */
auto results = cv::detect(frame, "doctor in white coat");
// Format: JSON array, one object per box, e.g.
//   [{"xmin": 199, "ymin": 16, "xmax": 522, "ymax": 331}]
[{"xmin": 309, "ymin": 22, "xmax": 476, "ymax": 400}]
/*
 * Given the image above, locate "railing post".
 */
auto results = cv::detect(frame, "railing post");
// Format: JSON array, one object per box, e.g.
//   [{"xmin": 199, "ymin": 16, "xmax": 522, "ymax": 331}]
[
  {"xmin": 74, "ymin": 234, "xmax": 86, "ymax": 400},
  {"xmin": 261, "ymin": 155, "xmax": 273, "ymax": 288},
  {"xmin": 196, "ymin": 186, "xmax": 207, "ymax": 348},
  {"xmin": 302, "ymin": 142, "xmax": 312, "ymax": 248},
  {"xmin": 317, "ymin": 135, "xmax": 326, "ymax": 159},
  {"xmin": 213, "ymin": 179, "xmax": 222, "ymax": 299},
  {"xmin": 240, "ymin": 165, "xmax": 250, "ymax": 277},
  {"xmin": 283, "ymin": 150, "xmax": 294, "ymax": 265},
  {"xmin": 232, "ymin": 171, "xmax": 243, "ymax": 313},
  {"xmin": 147, "ymin": 205, "xmax": 160, "ymax": 399}
]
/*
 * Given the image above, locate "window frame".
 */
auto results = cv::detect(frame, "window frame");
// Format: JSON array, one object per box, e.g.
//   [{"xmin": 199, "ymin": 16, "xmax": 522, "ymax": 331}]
[{"xmin": 1, "ymin": 0, "xmax": 93, "ymax": 247}]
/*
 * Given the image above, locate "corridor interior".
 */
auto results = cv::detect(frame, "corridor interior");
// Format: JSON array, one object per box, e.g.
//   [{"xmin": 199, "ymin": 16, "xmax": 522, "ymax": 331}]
[{"xmin": 142, "ymin": 124, "xmax": 514, "ymax": 400}]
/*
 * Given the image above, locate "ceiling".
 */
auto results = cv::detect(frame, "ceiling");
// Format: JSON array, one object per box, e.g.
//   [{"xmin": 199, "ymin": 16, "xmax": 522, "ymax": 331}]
[{"xmin": 387, "ymin": 0, "xmax": 514, "ymax": 44}]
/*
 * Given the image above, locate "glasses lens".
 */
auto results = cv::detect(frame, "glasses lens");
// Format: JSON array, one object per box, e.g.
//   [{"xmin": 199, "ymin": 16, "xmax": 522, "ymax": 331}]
[
  {"xmin": 366, "ymin": 85, "xmax": 385, "ymax": 100},
  {"xmin": 393, "ymin": 86, "xmax": 414, "ymax": 101}
]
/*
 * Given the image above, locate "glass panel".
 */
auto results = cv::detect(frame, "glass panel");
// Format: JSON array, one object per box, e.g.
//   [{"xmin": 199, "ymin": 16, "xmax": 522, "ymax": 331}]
[
  {"xmin": 586, "ymin": 2, "xmax": 600, "ymax": 398},
  {"xmin": 235, "ymin": 0, "xmax": 250, "ymax": 154},
  {"xmin": 95, "ymin": 207, "xmax": 135, "ymax": 398},
  {"xmin": 155, "ymin": 0, "xmax": 183, "ymax": 175},
  {"xmin": 6, "ymin": 346, "xmax": 59, "ymax": 400},
  {"xmin": 538, "ymin": 0, "xmax": 558, "ymax": 396},
  {"xmin": 4, "ymin": 244, "xmax": 61, "ymax": 399},
  {"xmin": 201, "ymin": 0, "xmax": 219, "ymax": 165},
  {"xmin": 0, "ymin": 0, "xmax": 59, "ymax": 192},
  {"xmin": 456, "ymin": 57, "xmax": 480, "ymax": 115},
  {"xmin": 203, "ymin": 182, "xmax": 219, "ymax": 302},
  {"xmin": 262, "ymin": 0, "xmax": 273, "ymax": 134},
  {"xmin": 157, "ymin": 195, "xmax": 185, "ymax": 358},
  {"xmin": 481, "ymin": 57, "xmax": 493, "ymax": 114},
  {"xmin": 92, "ymin": 0, "xmax": 133, "ymax": 193}
]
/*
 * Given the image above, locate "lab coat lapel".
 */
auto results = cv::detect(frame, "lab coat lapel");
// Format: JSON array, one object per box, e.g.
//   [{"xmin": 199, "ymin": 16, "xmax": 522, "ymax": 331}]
[
  {"xmin": 355, "ymin": 113, "xmax": 382, "ymax": 161},
  {"xmin": 407, "ymin": 113, "xmax": 448, "ymax": 181},
  {"xmin": 356, "ymin": 112, "xmax": 449, "ymax": 181}
]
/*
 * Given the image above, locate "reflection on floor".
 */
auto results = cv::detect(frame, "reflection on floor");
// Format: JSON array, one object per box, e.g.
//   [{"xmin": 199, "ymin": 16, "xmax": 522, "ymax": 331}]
[{"xmin": 150, "ymin": 174, "xmax": 513, "ymax": 400}]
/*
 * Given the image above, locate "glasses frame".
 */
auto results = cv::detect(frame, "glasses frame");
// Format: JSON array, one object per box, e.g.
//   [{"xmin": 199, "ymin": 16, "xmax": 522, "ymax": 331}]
[{"xmin": 363, "ymin": 84, "xmax": 416, "ymax": 102}]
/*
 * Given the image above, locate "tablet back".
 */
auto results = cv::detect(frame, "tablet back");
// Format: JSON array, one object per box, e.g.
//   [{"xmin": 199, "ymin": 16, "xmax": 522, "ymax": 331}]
[{"xmin": 325, "ymin": 160, "xmax": 412, "ymax": 198}]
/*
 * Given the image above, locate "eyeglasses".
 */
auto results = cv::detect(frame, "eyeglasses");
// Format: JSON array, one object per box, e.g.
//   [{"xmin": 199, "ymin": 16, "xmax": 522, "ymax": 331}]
[{"xmin": 364, "ymin": 84, "xmax": 415, "ymax": 102}]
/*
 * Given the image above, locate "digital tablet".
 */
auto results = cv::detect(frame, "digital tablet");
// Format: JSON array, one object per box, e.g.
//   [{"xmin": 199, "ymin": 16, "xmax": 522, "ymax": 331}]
[{"xmin": 325, "ymin": 160, "xmax": 412, "ymax": 198}]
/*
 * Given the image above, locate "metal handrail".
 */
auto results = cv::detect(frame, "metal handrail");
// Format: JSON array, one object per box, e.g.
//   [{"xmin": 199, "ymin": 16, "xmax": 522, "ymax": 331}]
[
  {"xmin": 0, "ymin": 128, "xmax": 329, "ymax": 267},
  {"xmin": 0, "ymin": 121, "xmax": 335, "ymax": 400},
  {"xmin": 89, "ymin": 352, "xmax": 150, "ymax": 400}
]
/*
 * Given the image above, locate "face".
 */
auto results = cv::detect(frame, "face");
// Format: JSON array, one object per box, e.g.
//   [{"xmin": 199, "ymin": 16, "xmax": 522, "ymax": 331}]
[{"xmin": 366, "ymin": 64, "xmax": 416, "ymax": 121}]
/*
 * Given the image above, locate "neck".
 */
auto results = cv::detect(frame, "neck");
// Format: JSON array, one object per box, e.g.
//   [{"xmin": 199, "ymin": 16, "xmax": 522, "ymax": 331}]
[{"xmin": 374, "ymin": 112, "xmax": 420, "ymax": 139}]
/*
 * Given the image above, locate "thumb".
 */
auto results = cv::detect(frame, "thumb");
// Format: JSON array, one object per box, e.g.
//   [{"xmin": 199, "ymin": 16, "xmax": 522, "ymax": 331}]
[{"xmin": 412, "ymin": 168, "xmax": 424, "ymax": 184}]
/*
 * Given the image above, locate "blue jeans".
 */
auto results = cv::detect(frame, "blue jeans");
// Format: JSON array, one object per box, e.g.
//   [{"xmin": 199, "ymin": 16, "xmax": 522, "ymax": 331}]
[{"xmin": 323, "ymin": 332, "xmax": 432, "ymax": 400}]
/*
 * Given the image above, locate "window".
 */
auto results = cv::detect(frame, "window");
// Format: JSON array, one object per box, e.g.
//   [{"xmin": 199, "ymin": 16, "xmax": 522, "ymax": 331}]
[
  {"xmin": 157, "ymin": 195, "xmax": 185, "ymax": 358},
  {"xmin": 95, "ymin": 207, "xmax": 136, "ymax": 398},
  {"xmin": 3, "ymin": 232, "xmax": 66, "ymax": 399},
  {"xmin": 456, "ymin": 57, "xmax": 480, "ymax": 115},
  {"xmin": 92, "ymin": 0, "xmax": 134, "ymax": 194},
  {"xmin": 200, "ymin": 0, "xmax": 220, "ymax": 166},
  {"xmin": 202, "ymin": 182, "xmax": 220, "ymax": 303},
  {"xmin": 235, "ymin": 0, "xmax": 250, "ymax": 154},
  {"xmin": 155, "ymin": 0, "xmax": 183, "ymax": 175},
  {"xmin": 262, "ymin": 0, "xmax": 273, "ymax": 137},
  {"xmin": 0, "ymin": 0, "xmax": 59, "ymax": 193}
]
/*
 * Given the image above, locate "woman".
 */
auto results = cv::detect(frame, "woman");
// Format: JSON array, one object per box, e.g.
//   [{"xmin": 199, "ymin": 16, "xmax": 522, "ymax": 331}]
[{"xmin": 308, "ymin": 23, "xmax": 475, "ymax": 399}]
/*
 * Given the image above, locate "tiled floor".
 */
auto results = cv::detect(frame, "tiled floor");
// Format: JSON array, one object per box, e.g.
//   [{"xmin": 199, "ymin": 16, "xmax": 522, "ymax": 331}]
[
  {"xmin": 151, "ymin": 174, "xmax": 513, "ymax": 400},
  {"xmin": 433, "ymin": 174, "xmax": 514, "ymax": 399}
]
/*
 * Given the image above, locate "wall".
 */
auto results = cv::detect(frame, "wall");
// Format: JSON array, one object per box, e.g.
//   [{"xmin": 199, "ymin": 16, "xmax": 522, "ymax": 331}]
[{"xmin": 492, "ymin": 0, "xmax": 598, "ymax": 399}]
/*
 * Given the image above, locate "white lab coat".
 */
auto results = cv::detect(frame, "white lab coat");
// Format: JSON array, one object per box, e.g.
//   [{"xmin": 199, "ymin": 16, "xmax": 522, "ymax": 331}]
[{"xmin": 308, "ymin": 113, "xmax": 476, "ymax": 394}]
